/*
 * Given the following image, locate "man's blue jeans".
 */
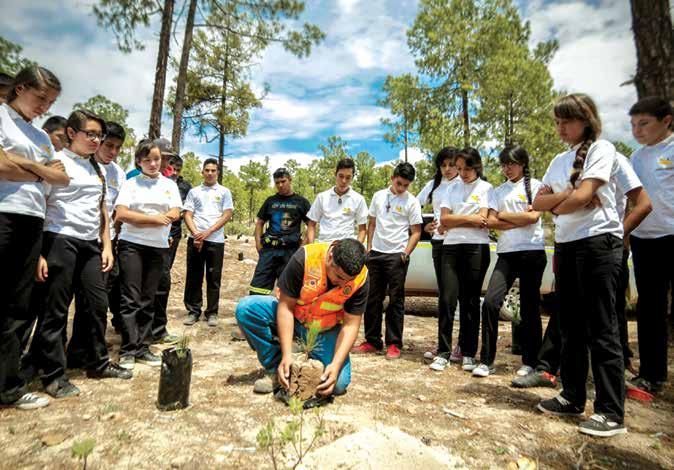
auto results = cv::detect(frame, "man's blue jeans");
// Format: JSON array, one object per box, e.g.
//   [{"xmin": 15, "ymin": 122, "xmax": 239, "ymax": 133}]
[{"xmin": 235, "ymin": 295, "xmax": 351, "ymax": 395}]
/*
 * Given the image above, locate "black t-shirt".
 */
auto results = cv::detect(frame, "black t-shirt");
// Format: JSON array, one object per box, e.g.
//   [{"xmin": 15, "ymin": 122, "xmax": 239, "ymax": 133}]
[
  {"xmin": 278, "ymin": 249, "xmax": 370, "ymax": 315},
  {"xmin": 171, "ymin": 176, "xmax": 193, "ymax": 237},
  {"xmin": 257, "ymin": 193, "xmax": 311, "ymax": 245}
]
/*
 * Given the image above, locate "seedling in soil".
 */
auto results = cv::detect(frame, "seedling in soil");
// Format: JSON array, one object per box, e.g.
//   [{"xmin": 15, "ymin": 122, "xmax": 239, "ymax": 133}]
[
  {"xmin": 289, "ymin": 321, "xmax": 325, "ymax": 400},
  {"xmin": 71, "ymin": 437, "xmax": 95, "ymax": 470},
  {"xmin": 176, "ymin": 334, "xmax": 190, "ymax": 359}
]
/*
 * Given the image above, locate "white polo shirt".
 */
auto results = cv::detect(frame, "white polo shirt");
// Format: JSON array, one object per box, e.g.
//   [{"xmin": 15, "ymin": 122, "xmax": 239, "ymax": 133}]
[
  {"xmin": 440, "ymin": 178, "xmax": 492, "ymax": 245},
  {"xmin": 369, "ymin": 187, "xmax": 423, "ymax": 253},
  {"xmin": 43, "ymin": 149, "xmax": 106, "ymax": 241},
  {"xmin": 0, "ymin": 103, "xmax": 55, "ymax": 219},
  {"xmin": 307, "ymin": 187, "xmax": 368, "ymax": 242},
  {"xmin": 183, "ymin": 183, "xmax": 234, "ymax": 244},
  {"xmin": 417, "ymin": 176, "xmax": 460, "ymax": 240},
  {"xmin": 115, "ymin": 174, "xmax": 183, "ymax": 248},
  {"xmin": 489, "ymin": 178, "xmax": 545, "ymax": 253},
  {"xmin": 542, "ymin": 139, "xmax": 622, "ymax": 243},
  {"xmin": 612, "ymin": 153, "xmax": 642, "ymax": 221},
  {"xmin": 630, "ymin": 133, "xmax": 674, "ymax": 239},
  {"xmin": 102, "ymin": 160, "xmax": 127, "ymax": 239}
]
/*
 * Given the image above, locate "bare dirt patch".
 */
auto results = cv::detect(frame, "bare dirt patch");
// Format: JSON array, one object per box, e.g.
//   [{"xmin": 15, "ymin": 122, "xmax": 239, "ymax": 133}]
[{"xmin": 0, "ymin": 239, "xmax": 672, "ymax": 469}]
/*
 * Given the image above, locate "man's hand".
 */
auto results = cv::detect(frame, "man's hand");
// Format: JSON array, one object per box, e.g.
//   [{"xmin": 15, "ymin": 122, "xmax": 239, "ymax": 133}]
[
  {"xmin": 194, "ymin": 230, "xmax": 209, "ymax": 242},
  {"xmin": 538, "ymin": 185, "xmax": 553, "ymax": 196},
  {"xmin": 45, "ymin": 160, "xmax": 66, "ymax": 172},
  {"xmin": 316, "ymin": 362, "xmax": 340, "ymax": 396},
  {"xmin": 193, "ymin": 239, "xmax": 203, "ymax": 252},
  {"xmin": 256, "ymin": 241, "xmax": 263, "ymax": 252},
  {"xmin": 36, "ymin": 256, "xmax": 48, "ymax": 282},
  {"xmin": 277, "ymin": 355, "xmax": 294, "ymax": 390},
  {"xmin": 424, "ymin": 220, "xmax": 438, "ymax": 234},
  {"xmin": 155, "ymin": 214, "xmax": 172, "ymax": 226},
  {"xmin": 101, "ymin": 247, "xmax": 114, "ymax": 272}
]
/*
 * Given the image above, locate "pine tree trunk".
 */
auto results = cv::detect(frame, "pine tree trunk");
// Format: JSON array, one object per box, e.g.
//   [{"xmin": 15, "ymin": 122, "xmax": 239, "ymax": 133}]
[
  {"xmin": 630, "ymin": 0, "xmax": 674, "ymax": 100},
  {"xmin": 461, "ymin": 88, "xmax": 470, "ymax": 147},
  {"xmin": 217, "ymin": 38, "xmax": 230, "ymax": 185},
  {"xmin": 171, "ymin": 0, "xmax": 198, "ymax": 151},
  {"xmin": 403, "ymin": 112, "xmax": 408, "ymax": 163},
  {"xmin": 149, "ymin": 0, "xmax": 175, "ymax": 140}
]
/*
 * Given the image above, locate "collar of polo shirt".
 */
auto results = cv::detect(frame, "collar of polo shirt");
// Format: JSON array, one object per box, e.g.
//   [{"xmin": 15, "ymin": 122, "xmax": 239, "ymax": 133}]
[{"xmin": 332, "ymin": 186, "xmax": 350, "ymax": 197}]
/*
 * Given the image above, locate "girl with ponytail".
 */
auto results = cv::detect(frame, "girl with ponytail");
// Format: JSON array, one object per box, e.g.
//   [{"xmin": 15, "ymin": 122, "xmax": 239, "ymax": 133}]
[
  {"xmin": 416, "ymin": 147, "xmax": 460, "ymax": 365},
  {"xmin": 473, "ymin": 146, "xmax": 546, "ymax": 379},
  {"xmin": 532, "ymin": 93, "xmax": 626, "ymax": 437}
]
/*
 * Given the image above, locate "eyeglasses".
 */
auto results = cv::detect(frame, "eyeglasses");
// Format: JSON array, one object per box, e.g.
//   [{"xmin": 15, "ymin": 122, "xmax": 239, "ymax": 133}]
[
  {"xmin": 78, "ymin": 130, "xmax": 107, "ymax": 142},
  {"xmin": 500, "ymin": 161, "xmax": 518, "ymax": 168}
]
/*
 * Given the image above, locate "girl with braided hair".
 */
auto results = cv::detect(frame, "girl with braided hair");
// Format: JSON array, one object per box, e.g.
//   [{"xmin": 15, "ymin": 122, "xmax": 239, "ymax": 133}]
[
  {"xmin": 415, "ymin": 147, "xmax": 462, "ymax": 366},
  {"xmin": 473, "ymin": 146, "xmax": 546, "ymax": 378},
  {"xmin": 532, "ymin": 93, "xmax": 625, "ymax": 437}
]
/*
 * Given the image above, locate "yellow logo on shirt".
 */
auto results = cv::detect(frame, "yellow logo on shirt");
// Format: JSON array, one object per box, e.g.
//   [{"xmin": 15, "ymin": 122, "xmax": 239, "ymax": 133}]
[
  {"xmin": 215, "ymin": 196, "xmax": 222, "ymax": 204},
  {"xmin": 165, "ymin": 190, "xmax": 172, "ymax": 198},
  {"xmin": 518, "ymin": 194, "xmax": 527, "ymax": 202},
  {"xmin": 395, "ymin": 205, "xmax": 403, "ymax": 213},
  {"xmin": 108, "ymin": 177, "xmax": 118, "ymax": 190},
  {"xmin": 658, "ymin": 156, "xmax": 673, "ymax": 168},
  {"xmin": 342, "ymin": 206, "xmax": 352, "ymax": 215},
  {"xmin": 40, "ymin": 144, "xmax": 52, "ymax": 158},
  {"xmin": 470, "ymin": 195, "xmax": 480, "ymax": 203}
]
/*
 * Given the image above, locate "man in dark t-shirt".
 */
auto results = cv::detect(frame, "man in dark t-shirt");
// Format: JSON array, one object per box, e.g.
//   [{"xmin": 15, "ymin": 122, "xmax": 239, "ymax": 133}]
[
  {"xmin": 249, "ymin": 168, "xmax": 311, "ymax": 295},
  {"xmin": 236, "ymin": 239, "xmax": 369, "ymax": 401}
]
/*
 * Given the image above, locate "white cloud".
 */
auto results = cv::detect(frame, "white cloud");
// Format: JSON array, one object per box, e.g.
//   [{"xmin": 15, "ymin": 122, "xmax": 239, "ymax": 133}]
[{"xmin": 375, "ymin": 146, "xmax": 426, "ymax": 167}]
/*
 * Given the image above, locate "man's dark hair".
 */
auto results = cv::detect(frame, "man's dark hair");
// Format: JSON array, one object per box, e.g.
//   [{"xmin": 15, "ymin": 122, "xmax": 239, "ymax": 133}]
[
  {"xmin": 273, "ymin": 167, "xmax": 291, "ymax": 179},
  {"xmin": 332, "ymin": 239, "xmax": 366, "ymax": 276},
  {"xmin": 42, "ymin": 115, "xmax": 67, "ymax": 134},
  {"xmin": 203, "ymin": 157, "xmax": 218, "ymax": 169},
  {"xmin": 105, "ymin": 121, "xmax": 126, "ymax": 142},
  {"xmin": 336, "ymin": 157, "xmax": 356, "ymax": 174},
  {"xmin": 0, "ymin": 72, "xmax": 13, "ymax": 87},
  {"xmin": 393, "ymin": 161, "xmax": 415, "ymax": 182},
  {"xmin": 629, "ymin": 96, "xmax": 673, "ymax": 121}
]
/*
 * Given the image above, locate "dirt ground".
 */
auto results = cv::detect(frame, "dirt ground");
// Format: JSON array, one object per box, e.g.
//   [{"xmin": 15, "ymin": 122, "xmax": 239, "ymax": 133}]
[{"xmin": 1, "ymin": 239, "xmax": 673, "ymax": 469}]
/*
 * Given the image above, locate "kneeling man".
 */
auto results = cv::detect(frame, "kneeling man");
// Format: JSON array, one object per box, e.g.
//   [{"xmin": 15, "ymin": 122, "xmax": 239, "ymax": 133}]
[{"xmin": 236, "ymin": 238, "xmax": 369, "ymax": 398}]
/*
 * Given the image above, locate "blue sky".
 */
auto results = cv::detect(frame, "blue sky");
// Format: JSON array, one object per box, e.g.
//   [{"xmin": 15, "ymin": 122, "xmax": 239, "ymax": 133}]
[{"xmin": 1, "ymin": 0, "xmax": 636, "ymax": 172}]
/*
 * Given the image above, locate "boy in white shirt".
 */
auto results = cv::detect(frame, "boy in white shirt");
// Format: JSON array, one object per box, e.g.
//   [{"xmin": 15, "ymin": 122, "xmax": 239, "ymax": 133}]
[
  {"xmin": 306, "ymin": 158, "xmax": 368, "ymax": 243},
  {"xmin": 183, "ymin": 158, "xmax": 234, "ymax": 327},
  {"xmin": 352, "ymin": 162, "xmax": 422, "ymax": 360}
]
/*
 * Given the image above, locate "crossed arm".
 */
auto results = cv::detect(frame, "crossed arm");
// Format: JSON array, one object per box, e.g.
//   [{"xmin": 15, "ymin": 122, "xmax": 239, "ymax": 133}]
[
  {"xmin": 532, "ymin": 179, "xmax": 605, "ymax": 215},
  {"xmin": 0, "ymin": 147, "xmax": 69, "ymax": 185}
]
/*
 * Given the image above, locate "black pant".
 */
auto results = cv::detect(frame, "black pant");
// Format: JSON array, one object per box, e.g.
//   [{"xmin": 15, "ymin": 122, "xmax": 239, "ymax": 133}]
[
  {"xmin": 630, "ymin": 235, "xmax": 673, "ymax": 384},
  {"xmin": 480, "ymin": 250, "xmax": 546, "ymax": 366},
  {"xmin": 249, "ymin": 247, "xmax": 296, "ymax": 295},
  {"xmin": 431, "ymin": 240, "xmax": 457, "ymax": 355},
  {"xmin": 557, "ymin": 234, "xmax": 624, "ymax": 422},
  {"xmin": 440, "ymin": 243, "xmax": 490, "ymax": 357},
  {"xmin": 118, "ymin": 240, "xmax": 167, "ymax": 357},
  {"xmin": 30, "ymin": 233, "xmax": 109, "ymax": 386},
  {"xmin": 0, "ymin": 213, "xmax": 42, "ymax": 404},
  {"xmin": 108, "ymin": 242, "xmax": 122, "ymax": 331},
  {"xmin": 152, "ymin": 234, "xmax": 182, "ymax": 340},
  {"xmin": 184, "ymin": 238, "xmax": 225, "ymax": 318},
  {"xmin": 364, "ymin": 250, "xmax": 410, "ymax": 349},
  {"xmin": 615, "ymin": 246, "xmax": 633, "ymax": 367}
]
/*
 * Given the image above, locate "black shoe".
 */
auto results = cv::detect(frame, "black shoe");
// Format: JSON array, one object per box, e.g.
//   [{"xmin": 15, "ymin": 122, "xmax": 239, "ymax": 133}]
[
  {"xmin": 66, "ymin": 355, "xmax": 86, "ymax": 369},
  {"xmin": 631, "ymin": 376, "xmax": 663, "ymax": 394},
  {"xmin": 537, "ymin": 395, "xmax": 583, "ymax": 416},
  {"xmin": 136, "ymin": 350, "xmax": 161, "ymax": 367},
  {"xmin": 274, "ymin": 389, "xmax": 334, "ymax": 409},
  {"xmin": 578, "ymin": 414, "xmax": 627, "ymax": 437},
  {"xmin": 512, "ymin": 370, "xmax": 557, "ymax": 388},
  {"xmin": 87, "ymin": 363, "xmax": 133, "ymax": 380},
  {"xmin": 45, "ymin": 378, "xmax": 80, "ymax": 398}
]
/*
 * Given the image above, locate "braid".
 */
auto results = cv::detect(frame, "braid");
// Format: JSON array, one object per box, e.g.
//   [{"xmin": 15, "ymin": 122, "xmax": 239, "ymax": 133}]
[
  {"xmin": 89, "ymin": 156, "xmax": 107, "ymax": 229},
  {"xmin": 569, "ymin": 132, "xmax": 595, "ymax": 187},
  {"xmin": 428, "ymin": 171, "xmax": 442, "ymax": 204},
  {"xmin": 523, "ymin": 165, "xmax": 532, "ymax": 206}
]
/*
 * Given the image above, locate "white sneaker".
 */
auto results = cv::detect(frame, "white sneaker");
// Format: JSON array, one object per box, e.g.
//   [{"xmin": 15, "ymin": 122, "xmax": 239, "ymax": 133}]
[
  {"xmin": 429, "ymin": 356, "xmax": 449, "ymax": 371},
  {"xmin": 472, "ymin": 363, "xmax": 495, "ymax": 377},
  {"xmin": 516, "ymin": 365, "xmax": 534, "ymax": 377},
  {"xmin": 10, "ymin": 393, "xmax": 49, "ymax": 410},
  {"xmin": 462, "ymin": 356, "xmax": 477, "ymax": 371},
  {"xmin": 423, "ymin": 350, "xmax": 436, "ymax": 363},
  {"xmin": 119, "ymin": 356, "xmax": 135, "ymax": 370}
]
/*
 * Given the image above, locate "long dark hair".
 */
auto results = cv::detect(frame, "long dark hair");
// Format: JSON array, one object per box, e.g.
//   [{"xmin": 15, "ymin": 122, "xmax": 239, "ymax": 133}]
[
  {"xmin": 554, "ymin": 93, "xmax": 602, "ymax": 187},
  {"xmin": 456, "ymin": 147, "xmax": 484, "ymax": 180},
  {"xmin": 427, "ymin": 147, "xmax": 458, "ymax": 204},
  {"xmin": 6, "ymin": 66, "xmax": 61, "ymax": 103},
  {"xmin": 499, "ymin": 146, "xmax": 533, "ymax": 205}
]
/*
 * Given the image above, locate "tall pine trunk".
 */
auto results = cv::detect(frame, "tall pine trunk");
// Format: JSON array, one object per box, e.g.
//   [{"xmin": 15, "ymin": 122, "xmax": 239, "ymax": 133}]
[
  {"xmin": 461, "ymin": 88, "xmax": 470, "ymax": 147},
  {"xmin": 149, "ymin": 0, "xmax": 175, "ymax": 139},
  {"xmin": 217, "ymin": 38, "xmax": 230, "ymax": 184},
  {"xmin": 630, "ymin": 0, "xmax": 674, "ymax": 100},
  {"xmin": 171, "ymin": 0, "xmax": 198, "ymax": 151}
]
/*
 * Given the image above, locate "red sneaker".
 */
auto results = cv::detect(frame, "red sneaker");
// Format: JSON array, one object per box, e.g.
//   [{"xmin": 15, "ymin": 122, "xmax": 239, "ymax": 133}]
[
  {"xmin": 385, "ymin": 344, "xmax": 401, "ymax": 360},
  {"xmin": 351, "ymin": 341, "xmax": 380, "ymax": 354}
]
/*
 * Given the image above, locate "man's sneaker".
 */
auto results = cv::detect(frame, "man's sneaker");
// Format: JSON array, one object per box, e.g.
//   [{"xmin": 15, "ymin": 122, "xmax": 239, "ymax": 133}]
[
  {"xmin": 537, "ymin": 395, "xmax": 583, "ymax": 416},
  {"xmin": 462, "ymin": 356, "xmax": 477, "ymax": 371},
  {"xmin": 578, "ymin": 414, "xmax": 627, "ymax": 437},
  {"xmin": 351, "ymin": 341, "xmax": 380, "ymax": 354},
  {"xmin": 45, "ymin": 378, "xmax": 80, "ymax": 399},
  {"xmin": 385, "ymin": 345, "xmax": 401, "ymax": 360},
  {"xmin": 472, "ymin": 363, "xmax": 495, "ymax": 377},
  {"xmin": 253, "ymin": 373, "xmax": 279, "ymax": 394},
  {"xmin": 207, "ymin": 316, "xmax": 219, "ymax": 327},
  {"xmin": 153, "ymin": 334, "xmax": 180, "ymax": 345},
  {"xmin": 631, "ymin": 376, "xmax": 663, "ymax": 395},
  {"xmin": 119, "ymin": 355, "xmax": 135, "ymax": 370},
  {"xmin": 512, "ymin": 370, "xmax": 557, "ymax": 388},
  {"xmin": 516, "ymin": 365, "xmax": 534, "ymax": 377},
  {"xmin": 6, "ymin": 393, "xmax": 49, "ymax": 410},
  {"xmin": 423, "ymin": 349, "xmax": 437, "ymax": 364},
  {"xmin": 136, "ymin": 351, "xmax": 161, "ymax": 367},
  {"xmin": 87, "ymin": 363, "xmax": 133, "ymax": 380},
  {"xmin": 429, "ymin": 356, "xmax": 448, "ymax": 371},
  {"xmin": 449, "ymin": 346, "xmax": 463, "ymax": 364},
  {"xmin": 183, "ymin": 314, "xmax": 199, "ymax": 326}
]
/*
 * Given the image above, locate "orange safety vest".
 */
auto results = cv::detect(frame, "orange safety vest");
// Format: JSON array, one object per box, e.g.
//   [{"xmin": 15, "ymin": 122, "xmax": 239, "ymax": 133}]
[{"xmin": 293, "ymin": 242, "xmax": 368, "ymax": 331}]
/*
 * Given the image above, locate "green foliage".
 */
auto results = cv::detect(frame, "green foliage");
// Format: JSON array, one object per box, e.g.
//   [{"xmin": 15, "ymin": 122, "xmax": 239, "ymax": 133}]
[
  {"xmin": 613, "ymin": 140, "xmax": 636, "ymax": 157},
  {"xmin": 240, "ymin": 157, "xmax": 271, "ymax": 223},
  {"xmin": 92, "ymin": 0, "xmax": 158, "ymax": 53},
  {"xmin": 301, "ymin": 321, "xmax": 322, "ymax": 356},
  {"xmin": 72, "ymin": 95, "xmax": 138, "ymax": 170},
  {"xmin": 379, "ymin": 74, "xmax": 425, "ymax": 159},
  {"xmin": 71, "ymin": 437, "xmax": 96, "ymax": 470},
  {"xmin": 0, "ymin": 36, "xmax": 34, "ymax": 75},
  {"xmin": 180, "ymin": 151, "xmax": 203, "ymax": 187},
  {"xmin": 176, "ymin": 334, "xmax": 190, "ymax": 359}
]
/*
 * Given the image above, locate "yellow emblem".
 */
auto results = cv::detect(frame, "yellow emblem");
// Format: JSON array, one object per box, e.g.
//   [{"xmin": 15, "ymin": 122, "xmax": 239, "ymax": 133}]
[
  {"xmin": 471, "ymin": 195, "xmax": 480, "ymax": 203},
  {"xmin": 658, "ymin": 156, "xmax": 672, "ymax": 167},
  {"xmin": 342, "ymin": 206, "xmax": 352, "ymax": 215},
  {"xmin": 215, "ymin": 196, "xmax": 222, "ymax": 203},
  {"xmin": 518, "ymin": 194, "xmax": 527, "ymax": 202},
  {"xmin": 395, "ymin": 205, "xmax": 403, "ymax": 213}
]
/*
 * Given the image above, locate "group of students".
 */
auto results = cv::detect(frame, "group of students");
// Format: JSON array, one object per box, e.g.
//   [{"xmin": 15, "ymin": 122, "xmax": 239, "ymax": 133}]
[
  {"xmin": 237, "ymin": 92, "xmax": 671, "ymax": 439},
  {"xmin": 0, "ymin": 66, "xmax": 234, "ymax": 410}
]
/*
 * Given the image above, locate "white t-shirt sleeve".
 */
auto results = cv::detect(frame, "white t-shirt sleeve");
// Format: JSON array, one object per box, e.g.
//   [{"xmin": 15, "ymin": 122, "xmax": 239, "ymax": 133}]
[
  {"xmin": 307, "ymin": 195, "xmax": 323, "ymax": 222},
  {"xmin": 183, "ymin": 188, "xmax": 196, "ymax": 212},
  {"xmin": 114, "ymin": 180, "xmax": 134, "ymax": 208},
  {"xmin": 615, "ymin": 155, "xmax": 642, "ymax": 195},
  {"xmin": 222, "ymin": 188, "xmax": 234, "ymax": 211},
  {"xmin": 479, "ymin": 184, "xmax": 492, "ymax": 209},
  {"xmin": 488, "ymin": 187, "xmax": 499, "ymax": 211},
  {"xmin": 356, "ymin": 196, "xmax": 369, "ymax": 225},
  {"xmin": 168, "ymin": 181, "xmax": 183, "ymax": 209},
  {"xmin": 581, "ymin": 141, "xmax": 615, "ymax": 184},
  {"xmin": 368, "ymin": 192, "xmax": 379, "ymax": 217},
  {"xmin": 416, "ymin": 180, "xmax": 433, "ymax": 206},
  {"xmin": 408, "ymin": 197, "xmax": 423, "ymax": 225}
]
